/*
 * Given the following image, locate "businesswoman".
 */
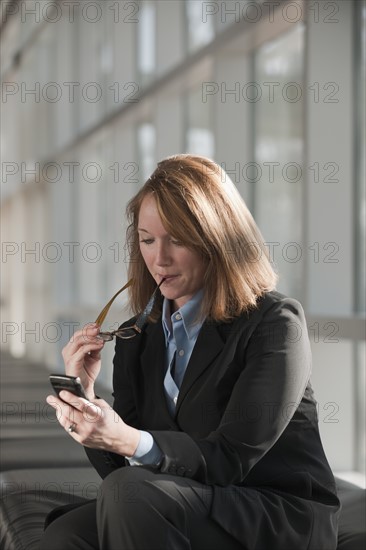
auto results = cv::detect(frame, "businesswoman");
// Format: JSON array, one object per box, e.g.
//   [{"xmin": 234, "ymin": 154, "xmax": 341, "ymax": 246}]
[{"xmin": 42, "ymin": 154, "xmax": 340, "ymax": 550}]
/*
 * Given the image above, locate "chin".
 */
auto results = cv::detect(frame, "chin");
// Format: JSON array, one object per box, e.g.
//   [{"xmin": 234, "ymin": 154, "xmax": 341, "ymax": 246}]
[{"xmin": 161, "ymin": 290, "xmax": 179, "ymax": 300}]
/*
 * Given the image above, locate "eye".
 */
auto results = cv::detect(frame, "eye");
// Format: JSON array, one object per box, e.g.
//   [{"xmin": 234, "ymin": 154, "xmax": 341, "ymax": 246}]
[
  {"xmin": 140, "ymin": 238, "xmax": 154, "ymax": 245},
  {"xmin": 171, "ymin": 239, "xmax": 184, "ymax": 247}
]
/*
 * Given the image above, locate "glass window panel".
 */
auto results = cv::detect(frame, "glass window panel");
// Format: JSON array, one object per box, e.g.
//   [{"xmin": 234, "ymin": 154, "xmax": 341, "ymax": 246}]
[
  {"xmin": 214, "ymin": 0, "xmax": 253, "ymax": 34},
  {"xmin": 355, "ymin": 0, "xmax": 366, "ymax": 480},
  {"xmin": 77, "ymin": 8, "xmax": 105, "ymax": 132},
  {"xmin": 254, "ymin": 25, "xmax": 305, "ymax": 300},
  {"xmin": 53, "ymin": 9, "xmax": 77, "ymax": 150},
  {"xmin": 18, "ymin": 0, "xmax": 38, "ymax": 48},
  {"xmin": 0, "ymin": 14, "xmax": 20, "ymax": 74},
  {"xmin": 356, "ymin": 1, "xmax": 366, "ymax": 313},
  {"xmin": 50, "ymin": 154, "xmax": 78, "ymax": 308},
  {"xmin": 186, "ymin": 86, "xmax": 215, "ymax": 158},
  {"xmin": 185, "ymin": 0, "xmax": 215, "ymax": 52},
  {"xmin": 37, "ymin": 24, "xmax": 55, "ymax": 160},
  {"xmin": 19, "ymin": 45, "xmax": 38, "ymax": 163},
  {"xmin": 76, "ymin": 140, "xmax": 106, "ymax": 309},
  {"xmin": 137, "ymin": 1, "xmax": 156, "ymax": 85},
  {"xmin": 355, "ymin": 341, "xmax": 366, "ymax": 475},
  {"xmin": 137, "ymin": 123, "xmax": 156, "ymax": 181},
  {"xmin": 310, "ymin": 338, "xmax": 355, "ymax": 473}
]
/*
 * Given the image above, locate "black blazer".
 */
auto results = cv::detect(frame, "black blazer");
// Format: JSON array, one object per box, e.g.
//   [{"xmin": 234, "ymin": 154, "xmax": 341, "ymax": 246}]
[{"xmin": 86, "ymin": 291, "xmax": 340, "ymax": 549}]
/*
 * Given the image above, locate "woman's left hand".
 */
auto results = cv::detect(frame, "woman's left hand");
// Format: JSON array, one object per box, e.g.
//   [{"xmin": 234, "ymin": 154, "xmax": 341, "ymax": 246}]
[{"xmin": 46, "ymin": 391, "xmax": 140, "ymax": 458}]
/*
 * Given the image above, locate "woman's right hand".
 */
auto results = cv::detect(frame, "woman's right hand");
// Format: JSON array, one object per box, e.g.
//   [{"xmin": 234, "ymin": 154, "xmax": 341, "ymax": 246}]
[{"xmin": 61, "ymin": 323, "xmax": 105, "ymax": 401}]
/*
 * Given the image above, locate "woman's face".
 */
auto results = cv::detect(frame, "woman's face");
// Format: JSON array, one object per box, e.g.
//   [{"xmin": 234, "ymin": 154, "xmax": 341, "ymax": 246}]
[{"xmin": 138, "ymin": 194, "xmax": 207, "ymax": 312}]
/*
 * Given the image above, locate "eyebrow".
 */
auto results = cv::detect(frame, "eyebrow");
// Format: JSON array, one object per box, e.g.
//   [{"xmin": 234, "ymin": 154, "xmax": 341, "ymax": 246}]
[{"xmin": 137, "ymin": 228, "xmax": 150, "ymax": 233}]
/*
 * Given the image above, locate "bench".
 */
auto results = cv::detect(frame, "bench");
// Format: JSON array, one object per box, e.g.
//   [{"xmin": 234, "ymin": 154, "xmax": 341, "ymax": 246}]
[{"xmin": 0, "ymin": 352, "xmax": 364, "ymax": 549}]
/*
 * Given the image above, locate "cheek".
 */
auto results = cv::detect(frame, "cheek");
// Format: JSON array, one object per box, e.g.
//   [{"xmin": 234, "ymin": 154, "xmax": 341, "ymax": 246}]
[
  {"xmin": 184, "ymin": 252, "xmax": 206, "ymax": 276},
  {"xmin": 139, "ymin": 246, "xmax": 150, "ymax": 267},
  {"xmin": 192, "ymin": 256, "xmax": 208, "ymax": 279},
  {"xmin": 140, "ymin": 248, "xmax": 158, "ymax": 275}
]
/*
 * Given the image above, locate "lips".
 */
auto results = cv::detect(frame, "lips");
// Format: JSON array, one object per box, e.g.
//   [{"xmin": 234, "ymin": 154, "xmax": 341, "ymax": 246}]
[{"xmin": 158, "ymin": 275, "xmax": 178, "ymax": 282}]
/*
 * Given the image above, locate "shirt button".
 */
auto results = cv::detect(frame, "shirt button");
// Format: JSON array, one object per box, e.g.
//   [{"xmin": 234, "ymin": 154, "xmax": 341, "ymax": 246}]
[
  {"xmin": 175, "ymin": 313, "xmax": 182, "ymax": 320},
  {"xmin": 178, "ymin": 349, "xmax": 184, "ymax": 357}
]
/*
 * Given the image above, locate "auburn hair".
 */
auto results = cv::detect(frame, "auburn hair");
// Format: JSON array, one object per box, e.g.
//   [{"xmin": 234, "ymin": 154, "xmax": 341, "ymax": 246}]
[{"xmin": 126, "ymin": 154, "xmax": 277, "ymax": 322}]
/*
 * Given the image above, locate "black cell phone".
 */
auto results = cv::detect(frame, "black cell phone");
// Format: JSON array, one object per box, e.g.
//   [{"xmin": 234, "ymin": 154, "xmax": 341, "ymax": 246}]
[{"xmin": 49, "ymin": 374, "xmax": 87, "ymax": 399}]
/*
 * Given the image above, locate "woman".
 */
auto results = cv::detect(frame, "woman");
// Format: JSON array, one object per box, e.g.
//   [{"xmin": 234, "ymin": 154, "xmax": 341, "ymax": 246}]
[{"xmin": 42, "ymin": 154, "xmax": 340, "ymax": 549}]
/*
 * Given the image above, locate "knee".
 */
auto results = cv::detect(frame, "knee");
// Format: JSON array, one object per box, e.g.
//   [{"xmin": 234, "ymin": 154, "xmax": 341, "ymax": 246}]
[{"xmin": 98, "ymin": 466, "xmax": 151, "ymax": 512}]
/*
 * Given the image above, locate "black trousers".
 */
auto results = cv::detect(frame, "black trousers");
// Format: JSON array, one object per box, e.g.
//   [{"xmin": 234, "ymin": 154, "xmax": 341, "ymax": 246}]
[{"xmin": 40, "ymin": 466, "xmax": 244, "ymax": 550}]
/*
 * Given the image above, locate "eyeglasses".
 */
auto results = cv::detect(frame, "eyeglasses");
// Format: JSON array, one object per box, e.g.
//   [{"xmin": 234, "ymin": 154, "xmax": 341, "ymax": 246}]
[{"xmin": 96, "ymin": 278, "xmax": 165, "ymax": 341}]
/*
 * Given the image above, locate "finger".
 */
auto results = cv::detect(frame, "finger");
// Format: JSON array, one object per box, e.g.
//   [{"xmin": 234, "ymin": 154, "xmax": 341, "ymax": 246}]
[
  {"xmin": 46, "ymin": 394, "xmax": 66, "ymax": 412},
  {"xmin": 58, "ymin": 391, "xmax": 99, "ymax": 416},
  {"xmin": 87, "ymin": 345, "xmax": 104, "ymax": 357},
  {"xmin": 47, "ymin": 393, "xmax": 79, "ymax": 413},
  {"xmin": 63, "ymin": 338, "xmax": 105, "ymax": 366},
  {"xmin": 64, "ymin": 326, "xmax": 98, "ymax": 349},
  {"xmin": 59, "ymin": 391, "xmax": 104, "ymax": 423},
  {"xmin": 62, "ymin": 323, "xmax": 101, "ymax": 352},
  {"xmin": 73, "ymin": 338, "xmax": 104, "ymax": 358},
  {"xmin": 47, "ymin": 393, "xmax": 82, "ymax": 415},
  {"xmin": 75, "ymin": 323, "xmax": 101, "ymax": 344},
  {"xmin": 65, "ymin": 422, "xmax": 78, "ymax": 436},
  {"xmin": 58, "ymin": 390, "xmax": 86, "ymax": 407},
  {"xmin": 63, "ymin": 325, "xmax": 101, "ymax": 355},
  {"xmin": 46, "ymin": 394, "xmax": 81, "ymax": 429}
]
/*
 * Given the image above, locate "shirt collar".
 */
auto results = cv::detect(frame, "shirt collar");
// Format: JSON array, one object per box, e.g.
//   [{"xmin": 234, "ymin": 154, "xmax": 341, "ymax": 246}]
[{"xmin": 162, "ymin": 289, "xmax": 205, "ymax": 344}]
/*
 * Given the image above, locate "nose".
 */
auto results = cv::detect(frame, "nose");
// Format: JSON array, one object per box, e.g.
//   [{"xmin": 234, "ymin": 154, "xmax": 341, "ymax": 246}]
[{"xmin": 155, "ymin": 241, "xmax": 171, "ymax": 267}]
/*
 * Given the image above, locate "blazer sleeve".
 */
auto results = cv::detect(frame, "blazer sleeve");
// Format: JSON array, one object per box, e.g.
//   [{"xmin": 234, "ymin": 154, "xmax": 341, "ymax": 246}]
[
  {"xmin": 84, "ymin": 337, "xmax": 139, "ymax": 478},
  {"xmin": 150, "ymin": 297, "xmax": 312, "ymax": 486}
]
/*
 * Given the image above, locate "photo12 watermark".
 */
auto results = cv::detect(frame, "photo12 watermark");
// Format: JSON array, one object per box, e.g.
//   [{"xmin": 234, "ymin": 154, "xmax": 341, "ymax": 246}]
[
  {"xmin": 201, "ymin": 2, "xmax": 340, "ymax": 25},
  {"xmin": 1, "ymin": 1, "xmax": 140, "ymax": 25},
  {"xmin": 202, "ymin": 81, "xmax": 340, "ymax": 104},
  {"xmin": 1, "ymin": 81, "xmax": 140, "ymax": 105},
  {"xmin": 201, "ymin": 400, "xmax": 340, "ymax": 426},
  {"xmin": 1, "ymin": 160, "xmax": 340, "ymax": 185},
  {"xmin": 1, "ymin": 318, "xmax": 340, "ymax": 346},
  {"xmin": 1, "ymin": 239, "xmax": 340, "ymax": 266},
  {"xmin": 1, "ymin": 161, "xmax": 140, "ymax": 185}
]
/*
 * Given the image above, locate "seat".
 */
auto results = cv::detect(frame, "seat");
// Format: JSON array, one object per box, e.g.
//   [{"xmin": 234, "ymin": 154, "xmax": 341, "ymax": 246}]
[
  {"xmin": 0, "ymin": 468, "xmax": 100, "ymax": 550},
  {"xmin": 336, "ymin": 477, "xmax": 366, "ymax": 550},
  {"xmin": 0, "ymin": 469, "xmax": 364, "ymax": 550}
]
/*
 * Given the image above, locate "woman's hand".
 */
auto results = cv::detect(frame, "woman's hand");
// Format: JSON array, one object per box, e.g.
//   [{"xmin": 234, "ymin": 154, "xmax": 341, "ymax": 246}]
[
  {"xmin": 46, "ymin": 391, "xmax": 140, "ymax": 458},
  {"xmin": 61, "ymin": 324, "xmax": 105, "ymax": 401}
]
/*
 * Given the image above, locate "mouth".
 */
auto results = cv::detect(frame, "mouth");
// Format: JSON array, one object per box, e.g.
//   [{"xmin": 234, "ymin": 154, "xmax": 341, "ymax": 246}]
[{"xmin": 158, "ymin": 274, "xmax": 179, "ymax": 283}]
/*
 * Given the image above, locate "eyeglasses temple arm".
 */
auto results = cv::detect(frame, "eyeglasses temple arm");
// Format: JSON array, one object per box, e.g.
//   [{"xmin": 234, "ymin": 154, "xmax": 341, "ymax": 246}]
[
  {"xmin": 95, "ymin": 279, "xmax": 133, "ymax": 326},
  {"xmin": 134, "ymin": 278, "xmax": 165, "ymax": 330}
]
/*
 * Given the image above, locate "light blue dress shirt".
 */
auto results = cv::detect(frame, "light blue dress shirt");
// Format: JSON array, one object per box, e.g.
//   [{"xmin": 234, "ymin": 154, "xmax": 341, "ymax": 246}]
[{"xmin": 127, "ymin": 289, "xmax": 205, "ymax": 466}]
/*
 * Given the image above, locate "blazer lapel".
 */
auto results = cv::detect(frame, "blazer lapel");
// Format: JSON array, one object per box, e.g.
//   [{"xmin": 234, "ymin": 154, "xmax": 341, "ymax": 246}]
[
  {"xmin": 175, "ymin": 321, "xmax": 225, "ymax": 414},
  {"xmin": 139, "ymin": 320, "xmax": 179, "ymax": 429}
]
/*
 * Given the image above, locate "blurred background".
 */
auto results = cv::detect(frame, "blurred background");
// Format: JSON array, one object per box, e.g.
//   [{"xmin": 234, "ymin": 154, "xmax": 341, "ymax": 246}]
[{"xmin": 0, "ymin": 0, "xmax": 365, "ymax": 482}]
